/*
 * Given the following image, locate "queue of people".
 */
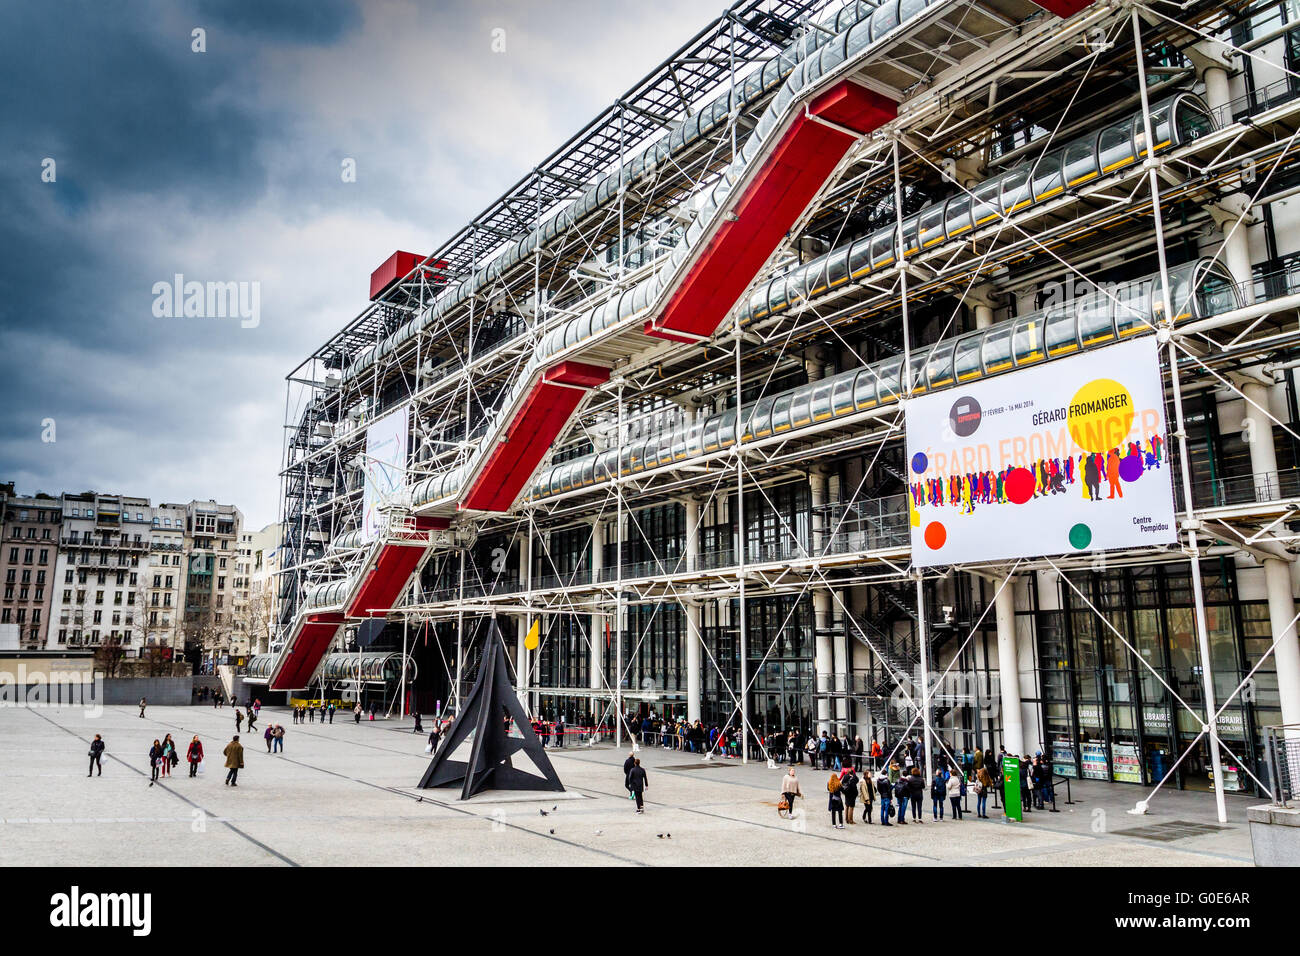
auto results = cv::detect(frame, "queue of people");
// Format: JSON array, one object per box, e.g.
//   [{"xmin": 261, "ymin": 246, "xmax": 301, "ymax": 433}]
[{"xmin": 777, "ymin": 738, "xmax": 1058, "ymax": 830}]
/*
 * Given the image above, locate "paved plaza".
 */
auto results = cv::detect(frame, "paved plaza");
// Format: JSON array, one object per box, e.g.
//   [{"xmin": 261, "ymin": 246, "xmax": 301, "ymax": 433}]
[{"xmin": 0, "ymin": 703, "xmax": 1260, "ymax": 867}]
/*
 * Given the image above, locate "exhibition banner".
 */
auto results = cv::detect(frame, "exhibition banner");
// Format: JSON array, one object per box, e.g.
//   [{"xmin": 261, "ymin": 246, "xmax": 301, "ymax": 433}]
[
  {"xmin": 362, "ymin": 404, "xmax": 410, "ymax": 540},
  {"xmin": 905, "ymin": 336, "xmax": 1176, "ymax": 567}
]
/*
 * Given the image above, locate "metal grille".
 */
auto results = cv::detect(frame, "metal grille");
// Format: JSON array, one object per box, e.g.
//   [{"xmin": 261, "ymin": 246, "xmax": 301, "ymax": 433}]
[{"xmin": 1265, "ymin": 724, "xmax": 1300, "ymax": 805}]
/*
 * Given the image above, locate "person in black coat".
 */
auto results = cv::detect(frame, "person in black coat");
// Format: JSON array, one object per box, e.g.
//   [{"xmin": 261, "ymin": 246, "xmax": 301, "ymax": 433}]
[
  {"xmin": 841, "ymin": 767, "xmax": 859, "ymax": 824},
  {"xmin": 88, "ymin": 734, "xmax": 105, "ymax": 777},
  {"xmin": 907, "ymin": 767, "xmax": 925, "ymax": 821},
  {"xmin": 627, "ymin": 758, "xmax": 648, "ymax": 812},
  {"xmin": 623, "ymin": 751, "xmax": 637, "ymax": 797}
]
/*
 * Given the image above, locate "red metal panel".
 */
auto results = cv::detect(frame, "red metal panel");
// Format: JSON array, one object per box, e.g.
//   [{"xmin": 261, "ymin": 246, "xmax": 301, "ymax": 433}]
[
  {"xmin": 346, "ymin": 542, "xmax": 427, "ymax": 618},
  {"xmin": 544, "ymin": 360, "xmax": 611, "ymax": 388},
  {"xmin": 1029, "ymin": 0, "xmax": 1095, "ymax": 16},
  {"xmin": 269, "ymin": 612, "xmax": 343, "ymax": 691},
  {"xmin": 370, "ymin": 251, "xmax": 425, "ymax": 300},
  {"xmin": 647, "ymin": 81, "xmax": 895, "ymax": 340},
  {"xmin": 462, "ymin": 379, "xmax": 586, "ymax": 512}
]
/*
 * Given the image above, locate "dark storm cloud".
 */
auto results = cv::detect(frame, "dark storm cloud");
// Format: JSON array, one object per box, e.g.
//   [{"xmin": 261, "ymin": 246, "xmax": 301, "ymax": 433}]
[{"xmin": 0, "ymin": 0, "xmax": 705, "ymax": 525}]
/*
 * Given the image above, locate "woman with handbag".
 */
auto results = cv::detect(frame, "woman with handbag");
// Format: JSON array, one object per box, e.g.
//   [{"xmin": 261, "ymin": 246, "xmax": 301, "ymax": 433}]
[
  {"xmin": 187, "ymin": 736, "xmax": 204, "ymax": 778},
  {"xmin": 159, "ymin": 736, "xmax": 174, "ymax": 779},
  {"xmin": 975, "ymin": 766, "xmax": 993, "ymax": 818},
  {"xmin": 148, "ymin": 740, "xmax": 162, "ymax": 786},
  {"xmin": 779, "ymin": 766, "xmax": 802, "ymax": 819},
  {"xmin": 826, "ymin": 773, "xmax": 844, "ymax": 829}
]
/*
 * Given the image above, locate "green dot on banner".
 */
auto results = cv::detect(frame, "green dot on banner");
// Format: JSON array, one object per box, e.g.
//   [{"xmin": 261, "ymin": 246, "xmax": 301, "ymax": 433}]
[{"xmin": 1069, "ymin": 523, "xmax": 1092, "ymax": 550}]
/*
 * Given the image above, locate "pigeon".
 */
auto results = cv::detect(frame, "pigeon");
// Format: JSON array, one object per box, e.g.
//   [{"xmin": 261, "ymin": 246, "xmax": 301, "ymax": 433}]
[
  {"xmin": 548, "ymin": 828, "xmax": 555, "ymax": 835},
  {"xmin": 539, "ymin": 809, "xmax": 549, "ymax": 816},
  {"xmin": 595, "ymin": 829, "xmax": 603, "ymax": 836},
  {"xmin": 656, "ymin": 833, "xmax": 671, "ymax": 839},
  {"xmin": 552, "ymin": 806, "xmax": 558, "ymax": 811}
]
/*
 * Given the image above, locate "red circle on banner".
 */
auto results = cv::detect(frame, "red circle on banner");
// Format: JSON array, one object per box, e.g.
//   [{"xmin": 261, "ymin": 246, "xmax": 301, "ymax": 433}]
[
  {"xmin": 924, "ymin": 521, "xmax": 947, "ymax": 550},
  {"xmin": 1005, "ymin": 467, "xmax": 1036, "ymax": 504}
]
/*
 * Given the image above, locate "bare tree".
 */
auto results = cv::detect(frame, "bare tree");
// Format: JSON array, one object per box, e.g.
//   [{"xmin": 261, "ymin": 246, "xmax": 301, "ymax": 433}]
[
  {"xmin": 93, "ymin": 634, "xmax": 127, "ymax": 679},
  {"xmin": 138, "ymin": 644, "xmax": 171, "ymax": 678},
  {"xmin": 181, "ymin": 603, "xmax": 223, "ymax": 665},
  {"xmin": 234, "ymin": 579, "xmax": 275, "ymax": 656}
]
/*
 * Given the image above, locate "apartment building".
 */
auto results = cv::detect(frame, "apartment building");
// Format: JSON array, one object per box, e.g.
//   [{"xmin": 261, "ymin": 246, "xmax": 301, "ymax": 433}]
[
  {"xmin": 0, "ymin": 484, "xmax": 60, "ymax": 649},
  {"xmin": 143, "ymin": 503, "xmax": 187, "ymax": 652},
  {"xmin": 47, "ymin": 493, "xmax": 150, "ymax": 652},
  {"xmin": 176, "ymin": 500, "xmax": 244, "ymax": 663}
]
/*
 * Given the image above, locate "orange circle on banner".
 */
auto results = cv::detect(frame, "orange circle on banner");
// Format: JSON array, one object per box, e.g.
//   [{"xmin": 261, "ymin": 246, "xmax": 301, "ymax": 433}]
[
  {"xmin": 1067, "ymin": 378, "xmax": 1135, "ymax": 452},
  {"xmin": 924, "ymin": 521, "xmax": 947, "ymax": 550},
  {"xmin": 524, "ymin": 631, "xmax": 540, "ymax": 651}
]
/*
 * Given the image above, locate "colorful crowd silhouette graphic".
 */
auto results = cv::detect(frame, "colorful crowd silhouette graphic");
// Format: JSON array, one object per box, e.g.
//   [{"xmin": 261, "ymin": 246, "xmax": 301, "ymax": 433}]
[{"xmin": 911, "ymin": 433, "xmax": 1165, "ymax": 516}]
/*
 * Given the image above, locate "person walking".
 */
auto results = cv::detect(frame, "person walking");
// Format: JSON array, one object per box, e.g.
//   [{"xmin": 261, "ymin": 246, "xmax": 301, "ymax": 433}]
[
  {"xmin": 328, "ymin": 702, "xmax": 335, "ymax": 724},
  {"xmin": 354, "ymin": 703, "xmax": 362, "ymax": 724},
  {"xmin": 623, "ymin": 750, "xmax": 637, "ymax": 800},
  {"xmin": 234, "ymin": 709, "xmax": 243, "ymax": 734},
  {"xmin": 223, "ymin": 735, "xmax": 244, "ymax": 787},
  {"xmin": 88, "ymin": 734, "xmax": 105, "ymax": 777},
  {"xmin": 948, "ymin": 768, "xmax": 964, "ymax": 820},
  {"xmin": 246, "ymin": 707, "xmax": 258, "ymax": 735},
  {"xmin": 148, "ymin": 739, "xmax": 162, "ymax": 786},
  {"xmin": 780, "ymin": 765, "xmax": 802, "ymax": 818},
  {"xmin": 427, "ymin": 725, "xmax": 441, "ymax": 755},
  {"xmin": 273, "ymin": 724, "xmax": 285, "ymax": 753},
  {"xmin": 138, "ymin": 697, "xmax": 147, "ymax": 719},
  {"xmin": 159, "ymin": 735, "xmax": 175, "ymax": 778},
  {"xmin": 841, "ymin": 765, "xmax": 859, "ymax": 824},
  {"xmin": 858, "ymin": 767, "xmax": 874, "ymax": 824},
  {"xmin": 554, "ymin": 715, "xmax": 565, "ymax": 748},
  {"xmin": 827, "ymin": 773, "xmax": 844, "ymax": 829},
  {"xmin": 187, "ymin": 736, "xmax": 203, "ymax": 777},
  {"xmin": 264, "ymin": 724, "xmax": 274, "ymax": 753},
  {"xmin": 412, "ymin": 711, "xmax": 423, "ymax": 734},
  {"xmin": 627, "ymin": 758, "xmax": 648, "ymax": 813}
]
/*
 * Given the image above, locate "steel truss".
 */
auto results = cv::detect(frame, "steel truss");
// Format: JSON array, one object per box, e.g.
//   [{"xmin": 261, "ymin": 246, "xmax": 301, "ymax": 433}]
[{"xmin": 275, "ymin": 0, "xmax": 1300, "ymax": 812}]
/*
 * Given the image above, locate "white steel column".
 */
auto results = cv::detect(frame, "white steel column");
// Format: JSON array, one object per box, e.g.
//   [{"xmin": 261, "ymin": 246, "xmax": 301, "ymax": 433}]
[
  {"xmin": 1241, "ymin": 380, "xmax": 1300, "ymax": 731},
  {"xmin": 519, "ymin": 517, "xmax": 533, "ymax": 706},
  {"xmin": 734, "ymin": 321, "xmax": 750, "ymax": 763},
  {"xmin": 971, "ymin": 284, "xmax": 995, "ymax": 330},
  {"xmin": 810, "ymin": 470, "xmax": 833, "ymax": 733},
  {"xmin": 590, "ymin": 517, "xmax": 604, "ymax": 697},
  {"xmin": 614, "ymin": 380, "xmax": 625, "ymax": 746},
  {"xmin": 683, "ymin": 496, "xmax": 702, "ymax": 723},
  {"xmin": 916, "ymin": 573, "xmax": 934, "ymax": 784},
  {"xmin": 995, "ymin": 574, "xmax": 1024, "ymax": 755},
  {"xmin": 1202, "ymin": 64, "xmax": 1255, "ymax": 304}
]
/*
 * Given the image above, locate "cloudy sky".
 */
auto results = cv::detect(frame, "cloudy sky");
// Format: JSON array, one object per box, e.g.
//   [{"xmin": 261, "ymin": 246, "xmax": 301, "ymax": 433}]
[{"xmin": 0, "ymin": 0, "xmax": 703, "ymax": 529}]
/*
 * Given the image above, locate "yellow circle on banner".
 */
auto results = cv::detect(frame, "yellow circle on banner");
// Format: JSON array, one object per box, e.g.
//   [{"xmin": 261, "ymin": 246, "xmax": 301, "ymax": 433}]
[
  {"xmin": 1067, "ymin": 378, "xmax": 1135, "ymax": 452},
  {"xmin": 524, "ymin": 623, "xmax": 540, "ymax": 651}
]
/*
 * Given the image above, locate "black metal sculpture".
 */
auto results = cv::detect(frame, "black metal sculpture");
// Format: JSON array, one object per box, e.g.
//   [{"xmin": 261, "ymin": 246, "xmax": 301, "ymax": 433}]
[{"xmin": 417, "ymin": 622, "xmax": 564, "ymax": 798}]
